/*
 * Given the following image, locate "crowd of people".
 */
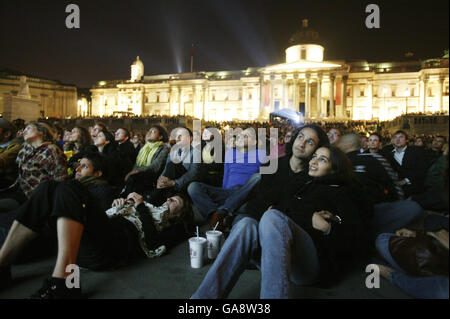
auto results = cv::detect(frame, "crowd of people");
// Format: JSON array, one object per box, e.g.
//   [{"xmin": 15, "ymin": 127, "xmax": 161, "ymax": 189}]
[{"xmin": 0, "ymin": 115, "xmax": 448, "ymax": 299}]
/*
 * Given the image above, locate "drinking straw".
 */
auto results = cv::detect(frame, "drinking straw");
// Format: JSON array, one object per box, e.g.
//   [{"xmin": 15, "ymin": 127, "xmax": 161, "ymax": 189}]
[
  {"xmin": 196, "ymin": 226, "xmax": 199, "ymax": 239},
  {"xmin": 213, "ymin": 221, "xmax": 219, "ymax": 231}
]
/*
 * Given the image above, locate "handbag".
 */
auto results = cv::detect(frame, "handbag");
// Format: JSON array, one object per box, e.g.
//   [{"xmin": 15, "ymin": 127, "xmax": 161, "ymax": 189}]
[{"xmin": 388, "ymin": 231, "xmax": 449, "ymax": 277}]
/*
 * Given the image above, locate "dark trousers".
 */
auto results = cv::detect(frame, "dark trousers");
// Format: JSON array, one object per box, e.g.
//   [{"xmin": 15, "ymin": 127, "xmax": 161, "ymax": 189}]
[
  {"xmin": 121, "ymin": 171, "xmax": 158, "ymax": 198},
  {"xmin": 146, "ymin": 161, "xmax": 187, "ymax": 206},
  {"xmin": 14, "ymin": 180, "xmax": 142, "ymax": 270}
]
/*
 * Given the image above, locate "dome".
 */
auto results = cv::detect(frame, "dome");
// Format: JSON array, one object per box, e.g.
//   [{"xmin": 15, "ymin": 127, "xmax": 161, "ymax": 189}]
[
  {"xmin": 131, "ymin": 56, "xmax": 144, "ymax": 82},
  {"xmin": 288, "ymin": 19, "xmax": 321, "ymax": 46},
  {"xmin": 132, "ymin": 56, "xmax": 144, "ymax": 68}
]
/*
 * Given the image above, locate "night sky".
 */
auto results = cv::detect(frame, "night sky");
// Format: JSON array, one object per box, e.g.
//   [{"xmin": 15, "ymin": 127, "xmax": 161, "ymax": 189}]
[{"xmin": 1, "ymin": 0, "xmax": 448, "ymax": 88}]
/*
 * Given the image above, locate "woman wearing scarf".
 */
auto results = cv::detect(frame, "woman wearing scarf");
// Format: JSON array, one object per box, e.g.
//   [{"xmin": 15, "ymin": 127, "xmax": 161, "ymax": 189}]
[{"xmin": 121, "ymin": 125, "xmax": 170, "ymax": 197}]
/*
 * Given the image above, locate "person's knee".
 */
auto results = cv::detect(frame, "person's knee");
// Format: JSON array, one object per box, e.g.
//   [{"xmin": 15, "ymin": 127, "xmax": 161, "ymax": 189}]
[
  {"xmin": 375, "ymin": 233, "xmax": 392, "ymax": 251},
  {"xmin": 404, "ymin": 200, "xmax": 423, "ymax": 218},
  {"xmin": 248, "ymin": 173, "xmax": 261, "ymax": 183},
  {"xmin": 259, "ymin": 209, "xmax": 286, "ymax": 234},
  {"xmin": 233, "ymin": 217, "xmax": 258, "ymax": 241},
  {"xmin": 187, "ymin": 182, "xmax": 202, "ymax": 198}
]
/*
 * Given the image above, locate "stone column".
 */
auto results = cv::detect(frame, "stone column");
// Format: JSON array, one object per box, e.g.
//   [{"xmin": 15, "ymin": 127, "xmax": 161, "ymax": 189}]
[
  {"xmin": 329, "ymin": 74, "xmax": 335, "ymax": 118},
  {"xmin": 270, "ymin": 74, "xmax": 275, "ymax": 111},
  {"xmin": 305, "ymin": 73, "xmax": 311, "ymax": 119},
  {"xmin": 342, "ymin": 76, "xmax": 348, "ymax": 118},
  {"xmin": 293, "ymin": 74, "xmax": 299, "ymax": 112},
  {"xmin": 282, "ymin": 74, "xmax": 287, "ymax": 109},
  {"xmin": 202, "ymin": 85, "xmax": 208, "ymax": 121},
  {"xmin": 420, "ymin": 76, "xmax": 428, "ymax": 113},
  {"xmin": 316, "ymin": 74, "xmax": 322, "ymax": 118},
  {"xmin": 259, "ymin": 76, "xmax": 264, "ymax": 115},
  {"xmin": 438, "ymin": 77, "xmax": 444, "ymax": 112},
  {"xmin": 367, "ymin": 80, "xmax": 373, "ymax": 120}
]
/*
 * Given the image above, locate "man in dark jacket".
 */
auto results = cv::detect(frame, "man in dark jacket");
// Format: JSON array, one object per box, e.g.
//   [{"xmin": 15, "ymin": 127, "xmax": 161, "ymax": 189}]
[
  {"xmin": 336, "ymin": 134, "xmax": 422, "ymax": 236},
  {"xmin": 384, "ymin": 130, "xmax": 427, "ymax": 198},
  {"xmin": 0, "ymin": 152, "xmax": 120, "ymax": 298},
  {"xmin": 114, "ymin": 127, "xmax": 137, "ymax": 172}
]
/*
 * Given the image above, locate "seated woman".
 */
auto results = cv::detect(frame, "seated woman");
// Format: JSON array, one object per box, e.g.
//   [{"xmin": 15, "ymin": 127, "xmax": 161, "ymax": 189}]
[
  {"xmin": 192, "ymin": 145, "xmax": 371, "ymax": 299},
  {"xmin": 63, "ymin": 126, "xmax": 93, "ymax": 176},
  {"xmin": 0, "ymin": 152, "xmax": 193, "ymax": 299},
  {"xmin": 92, "ymin": 130, "xmax": 127, "ymax": 188},
  {"xmin": 121, "ymin": 125, "xmax": 170, "ymax": 196},
  {"xmin": 0, "ymin": 121, "xmax": 68, "ymax": 213}
]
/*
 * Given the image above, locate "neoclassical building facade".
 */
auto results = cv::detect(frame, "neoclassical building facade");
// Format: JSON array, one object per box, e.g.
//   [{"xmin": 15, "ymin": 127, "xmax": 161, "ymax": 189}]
[
  {"xmin": 90, "ymin": 20, "xmax": 449, "ymax": 122},
  {"xmin": 0, "ymin": 70, "xmax": 78, "ymax": 119}
]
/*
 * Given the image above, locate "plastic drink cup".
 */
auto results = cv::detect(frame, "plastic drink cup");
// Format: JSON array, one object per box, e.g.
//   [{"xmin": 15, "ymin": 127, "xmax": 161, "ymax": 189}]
[
  {"xmin": 189, "ymin": 237, "xmax": 207, "ymax": 268},
  {"xmin": 206, "ymin": 230, "xmax": 223, "ymax": 259}
]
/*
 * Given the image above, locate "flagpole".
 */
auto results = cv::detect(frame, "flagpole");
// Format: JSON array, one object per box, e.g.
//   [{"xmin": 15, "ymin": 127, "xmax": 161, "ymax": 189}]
[{"xmin": 190, "ymin": 44, "xmax": 194, "ymax": 73}]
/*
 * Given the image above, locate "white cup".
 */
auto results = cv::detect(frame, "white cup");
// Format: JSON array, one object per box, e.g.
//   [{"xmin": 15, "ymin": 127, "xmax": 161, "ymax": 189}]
[
  {"xmin": 206, "ymin": 230, "xmax": 223, "ymax": 259},
  {"xmin": 189, "ymin": 237, "xmax": 207, "ymax": 268}
]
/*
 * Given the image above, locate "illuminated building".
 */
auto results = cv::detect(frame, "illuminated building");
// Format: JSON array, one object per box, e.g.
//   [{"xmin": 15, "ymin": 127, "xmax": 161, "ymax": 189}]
[
  {"xmin": 0, "ymin": 69, "xmax": 77, "ymax": 119},
  {"xmin": 90, "ymin": 20, "xmax": 449, "ymax": 122}
]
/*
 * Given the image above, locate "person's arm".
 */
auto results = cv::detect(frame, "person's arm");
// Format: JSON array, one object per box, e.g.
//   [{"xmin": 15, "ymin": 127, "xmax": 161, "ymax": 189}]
[
  {"xmin": 145, "ymin": 146, "xmax": 170, "ymax": 175},
  {"xmin": 0, "ymin": 142, "xmax": 22, "ymax": 170},
  {"xmin": 173, "ymin": 162, "xmax": 203, "ymax": 191},
  {"xmin": 45, "ymin": 146, "xmax": 69, "ymax": 181}
]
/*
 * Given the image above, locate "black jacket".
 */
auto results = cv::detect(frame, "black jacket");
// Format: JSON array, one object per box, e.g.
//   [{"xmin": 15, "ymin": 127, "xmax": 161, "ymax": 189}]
[
  {"xmin": 347, "ymin": 150, "xmax": 399, "ymax": 203},
  {"xmin": 385, "ymin": 146, "xmax": 427, "ymax": 197},
  {"xmin": 245, "ymin": 156, "xmax": 311, "ymax": 220},
  {"xmin": 273, "ymin": 176, "xmax": 372, "ymax": 285}
]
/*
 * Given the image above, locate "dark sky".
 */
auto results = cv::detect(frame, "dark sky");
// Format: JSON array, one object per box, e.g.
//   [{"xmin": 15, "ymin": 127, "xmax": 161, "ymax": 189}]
[{"xmin": 1, "ymin": 0, "xmax": 448, "ymax": 88}]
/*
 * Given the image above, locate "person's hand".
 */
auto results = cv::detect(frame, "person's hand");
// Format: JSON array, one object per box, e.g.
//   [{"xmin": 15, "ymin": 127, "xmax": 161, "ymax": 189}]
[
  {"xmin": 395, "ymin": 228, "xmax": 416, "ymax": 237},
  {"xmin": 396, "ymin": 179, "xmax": 407, "ymax": 186},
  {"xmin": 112, "ymin": 198, "xmax": 126, "ymax": 208},
  {"xmin": 312, "ymin": 211, "xmax": 332, "ymax": 233},
  {"xmin": 442, "ymin": 143, "xmax": 449, "ymax": 156},
  {"xmin": 125, "ymin": 170, "xmax": 139, "ymax": 181},
  {"xmin": 127, "ymin": 192, "xmax": 144, "ymax": 207},
  {"xmin": 157, "ymin": 176, "xmax": 175, "ymax": 189}
]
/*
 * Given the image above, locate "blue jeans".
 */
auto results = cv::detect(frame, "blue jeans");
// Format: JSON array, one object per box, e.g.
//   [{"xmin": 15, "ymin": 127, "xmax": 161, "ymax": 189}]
[
  {"xmin": 191, "ymin": 214, "xmax": 260, "ymax": 299},
  {"xmin": 188, "ymin": 173, "xmax": 261, "ymax": 219},
  {"xmin": 373, "ymin": 200, "xmax": 422, "ymax": 235},
  {"xmin": 259, "ymin": 209, "xmax": 319, "ymax": 298},
  {"xmin": 191, "ymin": 209, "xmax": 320, "ymax": 299},
  {"xmin": 375, "ymin": 233, "xmax": 449, "ymax": 299}
]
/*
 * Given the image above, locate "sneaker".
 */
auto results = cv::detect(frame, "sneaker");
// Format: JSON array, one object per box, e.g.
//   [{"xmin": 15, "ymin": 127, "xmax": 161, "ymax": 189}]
[
  {"xmin": 0, "ymin": 266, "xmax": 12, "ymax": 290},
  {"xmin": 29, "ymin": 277, "xmax": 82, "ymax": 299}
]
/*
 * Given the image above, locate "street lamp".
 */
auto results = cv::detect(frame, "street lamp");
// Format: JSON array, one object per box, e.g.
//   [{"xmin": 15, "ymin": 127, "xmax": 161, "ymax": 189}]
[{"xmin": 404, "ymin": 88, "xmax": 410, "ymax": 115}]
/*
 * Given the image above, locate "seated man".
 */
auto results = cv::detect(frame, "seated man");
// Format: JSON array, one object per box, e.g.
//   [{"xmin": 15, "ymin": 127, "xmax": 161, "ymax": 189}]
[
  {"xmin": 425, "ymin": 135, "xmax": 446, "ymax": 168},
  {"xmin": 0, "ymin": 152, "xmax": 192, "ymax": 299},
  {"xmin": 384, "ymin": 130, "xmax": 427, "ymax": 198},
  {"xmin": 188, "ymin": 128, "xmax": 266, "ymax": 229},
  {"xmin": 147, "ymin": 127, "xmax": 204, "ymax": 206},
  {"xmin": 327, "ymin": 128, "xmax": 341, "ymax": 145},
  {"xmin": 336, "ymin": 134, "xmax": 422, "ymax": 236},
  {"xmin": 115, "ymin": 127, "xmax": 137, "ymax": 172},
  {"xmin": 367, "ymin": 133, "xmax": 382, "ymax": 154},
  {"xmin": 0, "ymin": 119, "xmax": 22, "ymax": 189},
  {"xmin": 121, "ymin": 125, "xmax": 170, "ymax": 196}
]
